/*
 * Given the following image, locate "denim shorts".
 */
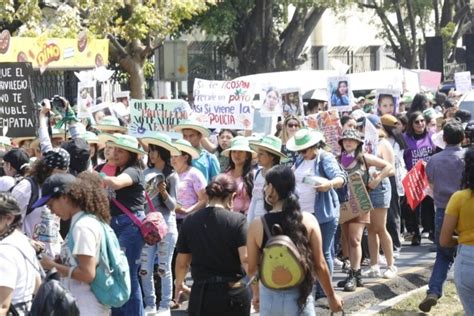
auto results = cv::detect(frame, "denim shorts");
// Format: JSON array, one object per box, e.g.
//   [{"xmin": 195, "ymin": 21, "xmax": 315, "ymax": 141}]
[
  {"xmin": 369, "ymin": 177, "xmax": 391, "ymax": 209},
  {"xmin": 259, "ymin": 284, "xmax": 315, "ymax": 316},
  {"xmin": 454, "ymin": 244, "xmax": 474, "ymax": 315}
]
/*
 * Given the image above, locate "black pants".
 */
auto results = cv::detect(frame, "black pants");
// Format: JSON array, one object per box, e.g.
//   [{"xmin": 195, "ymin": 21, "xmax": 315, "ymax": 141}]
[
  {"xmin": 188, "ymin": 283, "xmax": 251, "ymax": 316},
  {"xmin": 402, "ymin": 196, "xmax": 435, "ymax": 237},
  {"xmin": 386, "ymin": 176, "xmax": 402, "ymax": 250}
]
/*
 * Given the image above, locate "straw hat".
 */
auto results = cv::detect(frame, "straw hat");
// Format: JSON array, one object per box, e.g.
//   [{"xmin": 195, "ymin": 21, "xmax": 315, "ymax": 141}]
[
  {"xmin": 286, "ymin": 129, "xmax": 325, "ymax": 152},
  {"xmin": 222, "ymin": 136, "xmax": 257, "ymax": 158},
  {"xmin": 81, "ymin": 131, "xmax": 100, "ymax": 144},
  {"xmin": 250, "ymin": 135, "xmax": 287, "ymax": 159},
  {"xmin": 98, "ymin": 132, "xmax": 120, "ymax": 145},
  {"xmin": 338, "ymin": 128, "xmax": 363, "ymax": 147},
  {"xmin": 0, "ymin": 136, "xmax": 12, "ymax": 149},
  {"xmin": 12, "ymin": 136, "xmax": 35, "ymax": 145},
  {"xmin": 106, "ymin": 134, "xmax": 146, "ymax": 155},
  {"xmin": 174, "ymin": 119, "xmax": 210, "ymax": 137},
  {"xmin": 140, "ymin": 132, "xmax": 181, "ymax": 156},
  {"xmin": 94, "ymin": 116, "xmax": 127, "ymax": 133},
  {"xmin": 173, "ymin": 139, "xmax": 199, "ymax": 159}
]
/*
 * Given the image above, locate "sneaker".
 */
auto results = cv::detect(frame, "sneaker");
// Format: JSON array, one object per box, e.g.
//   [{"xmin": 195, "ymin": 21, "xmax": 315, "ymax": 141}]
[
  {"xmin": 361, "ymin": 265, "xmax": 382, "ymax": 278},
  {"xmin": 421, "ymin": 232, "xmax": 430, "ymax": 238},
  {"xmin": 383, "ymin": 265, "xmax": 398, "ymax": 279},
  {"xmin": 360, "ymin": 258, "xmax": 370, "ymax": 266},
  {"xmin": 419, "ymin": 293, "xmax": 439, "ymax": 312},
  {"xmin": 144, "ymin": 306, "xmax": 157, "ymax": 315},
  {"xmin": 411, "ymin": 235, "xmax": 421, "ymax": 246},
  {"xmin": 393, "ymin": 250, "xmax": 400, "ymax": 259},
  {"xmin": 334, "ymin": 257, "xmax": 344, "ymax": 268},
  {"xmin": 378, "ymin": 255, "xmax": 387, "ymax": 266}
]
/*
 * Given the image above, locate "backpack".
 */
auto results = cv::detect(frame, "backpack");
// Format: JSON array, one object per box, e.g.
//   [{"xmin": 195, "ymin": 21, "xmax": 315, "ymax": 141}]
[
  {"xmin": 259, "ymin": 216, "xmax": 305, "ymax": 290},
  {"xmin": 9, "ymin": 177, "xmax": 40, "ymax": 216},
  {"xmin": 67, "ymin": 213, "xmax": 131, "ymax": 307},
  {"xmin": 295, "ymin": 151, "xmax": 349, "ymax": 204}
]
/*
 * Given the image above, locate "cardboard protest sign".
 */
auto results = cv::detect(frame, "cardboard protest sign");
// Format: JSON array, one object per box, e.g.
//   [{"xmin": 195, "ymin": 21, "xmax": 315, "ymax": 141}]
[
  {"xmin": 281, "ymin": 88, "xmax": 303, "ymax": 117},
  {"xmin": 193, "ymin": 78, "xmax": 254, "ymax": 129},
  {"xmin": 364, "ymin": 118, "xmax": 378, "ymax": 155},
  {"xmin": 129, "ymin": 99, "xmax": 191, "ymax": 139},
  {"xmin": 454, "ymin": 71, "xmax": 472, "ymax": 94},
  {"xmin": 375, "ymin": 89, "xmax": 400, "ymax": 115},
  {"xmin": 77, "ymin": 81, "xmax": 96, "ymax": 118},
  {"xmin": 305, "ymin": 110, "xmax": 342, "ymax": 156},
  {"xmin": 0, "ymin": 62, "xmax": 37, "ymax": 138},
  {"xmin": 339, "ymin": 173, "xmax": 373, "ymax": 224},
  {"xmin": 402, "ymin": 160, "xmax": 430, "ymax": 210},
  {"xmin": 327, "ymin": 76, "xmax": 352, "ymax": 111}
]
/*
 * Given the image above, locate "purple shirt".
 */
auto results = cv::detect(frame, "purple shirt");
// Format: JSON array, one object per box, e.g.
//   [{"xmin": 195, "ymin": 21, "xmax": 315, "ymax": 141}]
[
  {"xmin": 426, "ymin": 145, "xmax": 465, "ymax": 209},
  {"xmin": 403, "ymin": 132, "xmax": 435, "ymax": 171}
]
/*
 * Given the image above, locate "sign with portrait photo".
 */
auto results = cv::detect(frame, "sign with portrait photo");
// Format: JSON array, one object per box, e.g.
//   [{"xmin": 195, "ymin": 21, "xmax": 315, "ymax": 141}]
[
  {"xmin": 90, "ymin": 102, "xmax": 114, "ymax": 124},
  {"xmin": 375, "ymin": 89, "xmax": 400, "ymax": 116},
  {"xmin": 280, "ymin": 88, "xmax": 303, "ymax": 117},
  {"xmin": 77, "ymin": 81, "xmax": 96, "ymax": 118},
  {"xmin": 327, "ymin": 76, "xmax": 352, "ymax": 111},
  {"xmin": 260, "ymin": 87, "xmax": 282, "ymax": 117}
]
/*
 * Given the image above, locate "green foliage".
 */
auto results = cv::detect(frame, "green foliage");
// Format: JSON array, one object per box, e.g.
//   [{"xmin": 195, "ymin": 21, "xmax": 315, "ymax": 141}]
[{"xmin": 441, "ymin": 22, "xmax": 456, "ymax": 59}]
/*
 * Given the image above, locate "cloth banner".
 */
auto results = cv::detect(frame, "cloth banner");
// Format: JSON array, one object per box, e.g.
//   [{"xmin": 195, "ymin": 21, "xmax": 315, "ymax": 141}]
[
  {"xmin": 339, "ymin": 173, "xmax": 373, "ymax": 224},
  {"xmin": 0, "ymin": 62, "xmax": 37, "ymax": 138},
  {"xmin": 402, "ymin": 160, "xmax": 429, "ymax": 210}
]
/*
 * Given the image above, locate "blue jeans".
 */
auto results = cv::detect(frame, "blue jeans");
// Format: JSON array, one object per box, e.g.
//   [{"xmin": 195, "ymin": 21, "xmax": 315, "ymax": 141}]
[
  {"xmin": 427, "ymin": 208, "xmax": 456, "ymax": 297},
  {"xmin": 111, "ymin": 212, "xmax": 145, "ymax": 316},
  {"xmin": 259, "ymin": 284, "xmax": 315, "ymax": 316},
  {"xmin": 454, "ymin": 244, "xmax": 474, "ymax": 315},
  {"xmin": 140, "ymin": 227, "xmax": 178, "ymax": 309},
  {"xmin": 315, "ymin": 218, "xmax": 338, "ymax": 298}
]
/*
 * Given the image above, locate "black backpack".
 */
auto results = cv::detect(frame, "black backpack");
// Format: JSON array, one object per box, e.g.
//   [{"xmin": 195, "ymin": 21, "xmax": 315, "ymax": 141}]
[{"xmin": 9, "ymin": 177, "xmax": 40, "ymax": 216}]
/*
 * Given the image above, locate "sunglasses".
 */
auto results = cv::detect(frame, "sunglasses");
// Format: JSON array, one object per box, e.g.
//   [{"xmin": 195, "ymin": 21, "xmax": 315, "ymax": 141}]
[
  {"xmin": 414, "ymin": 119, "xmax": 425, "ymax": 124},
  {"xmin": 287, "ymin": 123, "xmax": 300, "ymax": 128}
]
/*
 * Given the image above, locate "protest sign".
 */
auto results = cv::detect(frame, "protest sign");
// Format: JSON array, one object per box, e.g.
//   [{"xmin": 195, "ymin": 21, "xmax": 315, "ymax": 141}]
[
  {"xmin": 454, "ymin": 71, "xmax": 472, "ymax": 94},
  {"xmin": 281, "ymin": 88, "xmax": 303, "ymax": 117},
  {"xmin": 90, "ymin": 103, "xmax": 113, "ymax": 124},
  {"xmin": 260, "ymin": 87, "xmax": 282, "ymax": 117},
  {"xmin": 0, "ymin": 62, "xmax": 37, "ymax": 138},
  {"xmin": 129, "ymin": 99, "xmax": 191, "ymax": 138},
  {"xmin": 340, "ymin": 173, "xmax": 373, "ymax": 224},
  {"xmin": 418, "ymin": 71, "xmax": 442, "ymax": 92},
  {"xmin": 193, "ymin": 78, "xmax": 254, "ymax": 129},
  {"xmin": 375, "ymin": 89, "xmax": 400, "ymax": 115},
  {"xmin": 327, "ymin": 76, "xmax": 352, "ymax": 111},
  {"xmin": 77, "ymin": 81, "xmax": 96, "ymax": 118},
  {"xmin": 306, "ymin": 110, "xmax": 342, "ymax": 156},
  {"xmin": 364, "ymin": 118, "xmax": 378, "ymax": 155},
  {"xmin": 402, "ymin": 160, "xmax": 430, "ymax": 210}
]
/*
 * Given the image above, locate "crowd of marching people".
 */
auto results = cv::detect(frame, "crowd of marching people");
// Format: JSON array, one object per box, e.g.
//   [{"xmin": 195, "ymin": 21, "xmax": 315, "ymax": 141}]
[{"xmin": 0, "ymin": 89, "xmax": 474, "ymax": 316}]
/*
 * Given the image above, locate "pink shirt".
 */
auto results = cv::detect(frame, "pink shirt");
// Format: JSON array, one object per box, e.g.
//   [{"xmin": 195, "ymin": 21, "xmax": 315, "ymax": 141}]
[
  {"xmin": 226, "ymin": 171, "xmax": 251, "ymax": 214},
  {"xmin": 177, "ymin": 167, "xmax": 207, "ymax": 219}
]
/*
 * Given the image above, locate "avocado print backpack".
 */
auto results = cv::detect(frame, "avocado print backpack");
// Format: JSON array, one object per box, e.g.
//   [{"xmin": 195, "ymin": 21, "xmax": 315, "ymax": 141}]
[{"xmin": 259, "ymin": 215, "xmax": 305, "ymax": 290}]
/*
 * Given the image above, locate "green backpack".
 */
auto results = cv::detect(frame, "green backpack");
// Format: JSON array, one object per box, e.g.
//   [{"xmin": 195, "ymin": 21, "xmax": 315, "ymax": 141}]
[{"xmin": 259, "ymin": 216, "xmax": 305, "ymax": 290}]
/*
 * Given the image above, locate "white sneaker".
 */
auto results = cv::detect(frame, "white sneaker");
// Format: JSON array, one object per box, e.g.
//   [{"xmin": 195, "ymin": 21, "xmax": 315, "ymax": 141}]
[
  {"xmin": 144, "ymin": 306, "xmax": 157, "ymax": 315},
  {"xmin": 378, "ymin": 255, "xmax": 387, "ymax": 266},
  {"xmin": 361, "ymin": 265, "xmax": 382, "ymax": 278},
  {"xmin": 157, "ymin": 307, "xmax": 171, "ymax": 316},
  {"xmin": 334, "ymin": 257, "xmax": 344, "ymax": 268},
  {"xmin": 383, "ymin": 266, "xmax": 398, "ymax": 279},
  {"xmin": 393, "ymin": 250, "xmax": 401, "ymax": 259}
]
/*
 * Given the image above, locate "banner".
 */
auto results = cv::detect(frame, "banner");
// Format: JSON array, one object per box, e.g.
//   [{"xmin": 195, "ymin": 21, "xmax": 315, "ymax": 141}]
[
  {"xmin": 402, "ymin": 160, "xmax": 429, "ymax": 210},
  {"xmin": 306, "ymin": 110, "xmax": 342, "ymax": 156},
  {"xmin": 0, "ymin": 30, "xmax": 109, "ymax": 71},
  {"xmin": 193, "ymin": 78, "xmax": 255, "ymax": 129},
  {"xmin": 339, "ymin": 173, "xmax": 373, "ymax": 224},
  {"xmin": 129, "ymin": 99, "xmax": 191, "ymax": 138},
  {"xmin": 454, "ymin": 71, "xmax": 472, "ymax": 94},
  {"xmin": 0, "ymin": 62, "xmax": 37, "ymax": 138}
]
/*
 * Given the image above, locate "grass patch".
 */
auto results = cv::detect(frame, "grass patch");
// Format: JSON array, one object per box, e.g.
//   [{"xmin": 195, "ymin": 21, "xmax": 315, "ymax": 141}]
[{"xmin": 381, "ymin": 282, "xmax": 464, "ymax": 315}]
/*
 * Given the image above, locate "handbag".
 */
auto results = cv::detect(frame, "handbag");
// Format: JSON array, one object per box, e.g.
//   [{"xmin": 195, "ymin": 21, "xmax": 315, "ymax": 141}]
[{"xmin": 112, "ymin": 193, "xmax": 168, "ymax": 245}]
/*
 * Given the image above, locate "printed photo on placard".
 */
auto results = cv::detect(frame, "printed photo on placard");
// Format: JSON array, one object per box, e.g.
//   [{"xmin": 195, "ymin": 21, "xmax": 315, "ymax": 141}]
[
  {"xmin": 327, "ymin": 76, "xmax": 352, "ymax": 111},
  {"xmin": 77, "ymin": 81, "xmax": 96, "ymax": 118},
  {"xmin": 260, "ymin": 87, "xmax": 282, "ymax": 117},
  {"xmin": 91, "ymin": 103, "xmax": 113, "ymax": 124},
  {"xmin": 376, "ymin": 89, "xmax": 400, "ymax": 116},
  {"xmin": 281, "ymin": 88, "xmax": 303, "ymax": 117}
]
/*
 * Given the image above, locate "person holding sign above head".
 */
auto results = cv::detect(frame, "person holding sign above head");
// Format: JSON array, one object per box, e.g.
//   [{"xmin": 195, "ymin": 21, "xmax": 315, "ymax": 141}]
[
  {"xmin": 261, "ymin": 87, "xmax": 281, "ymax": 115},
  {"xmin": 377, "ymin": 94, "xmax": 397, "ymax": 116},
  {"xmin": 175, "ymin": 120, "xmax": 220, "ymax": 183}
]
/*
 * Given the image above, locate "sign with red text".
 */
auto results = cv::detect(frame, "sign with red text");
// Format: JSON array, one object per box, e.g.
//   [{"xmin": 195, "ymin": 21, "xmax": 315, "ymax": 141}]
[
  {"xmin": 129, "ymin": 99, "xmax": 191, "ymax": 139},
  {"xmin": 339, "ymin": 173, "xmax": 373, "ymax": 224},
  {"xmin": 192, "ymin": 78, "xmax": 255, "ymax": 130},
  {"xmin": 305, "ymin": 110, "xmax": 342, "ymax": 156},
  {"xmin": 402, "ymin": 160, "xmax": 430, "ymax": 210}
]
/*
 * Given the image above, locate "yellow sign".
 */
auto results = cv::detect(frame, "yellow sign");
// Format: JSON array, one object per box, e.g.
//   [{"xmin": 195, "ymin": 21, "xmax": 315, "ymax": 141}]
[{"xmin": 0, "ymin": 30, "xmax": 109, "ymax": 71}]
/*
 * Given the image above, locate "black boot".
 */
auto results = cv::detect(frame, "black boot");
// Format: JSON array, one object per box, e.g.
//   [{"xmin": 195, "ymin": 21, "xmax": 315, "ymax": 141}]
[
  {"xmin": 354, "ymin": 269, "xmax": 364, "ymax": 287},
  {"xmin": 344, "ymin": 269, "xmax": 357, "ymax": 292},
  {"xmin": 337, "ymin": 269, "xmax": 351, "ymax": 288}
]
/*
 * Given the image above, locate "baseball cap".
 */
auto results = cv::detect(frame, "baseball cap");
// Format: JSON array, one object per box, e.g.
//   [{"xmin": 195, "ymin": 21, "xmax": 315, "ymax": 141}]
[
  {"xmin": 32, "ymin": 173, "xmax": 76, "ymax": 208},
  {"xmin": 367, "ymin": 114, "xmax": 381, "ymax": 127},
  {"xmin": 3, "ymin": 149, "xmax": 30, "ymax": 172},
  {"xmin": 62, "ymin": 138, "xmax": 90, "ymax": 175},
  {"xmin": 380, "ymin": 114, "xmax": 399, "ymax": 127}
]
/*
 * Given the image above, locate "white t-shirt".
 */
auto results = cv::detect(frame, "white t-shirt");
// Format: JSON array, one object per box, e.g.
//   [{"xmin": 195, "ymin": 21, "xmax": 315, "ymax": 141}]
[
  {"xmin": 0, "ymin": 230, "xmax": 40, "ymax": 305},
  {"xmin": 295, "ymin": 158, "xmax": 317, "ymax": 213},
  {"xmin": 60, "ymin": 211, "xmax": 109, "ymax": 315},
  {"xmin": 247, "ymin": 169, "xmax": 266, "ymax": 222},
  {"xmin": 0, "ymin": 176, "xmax": 16, "ymax": 192}
]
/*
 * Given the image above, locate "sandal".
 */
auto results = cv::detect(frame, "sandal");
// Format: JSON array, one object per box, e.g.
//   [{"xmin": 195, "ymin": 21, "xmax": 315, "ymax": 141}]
[{"xmin": 170, "ymin": 300, "xmax": 180, "ymax": 310}]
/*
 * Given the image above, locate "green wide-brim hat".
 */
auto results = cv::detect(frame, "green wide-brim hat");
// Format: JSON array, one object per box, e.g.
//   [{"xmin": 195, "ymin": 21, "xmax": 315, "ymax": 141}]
[
  {"xmin": 0, "ymin": 136, "xmax": 12, "ymax": 149},
  {"xmin": 106, "ymin": 134, "xmax": 146, "ymax": 155},
  {"xmin": 140, "ymin": 132, "xmax": 181, "ymax": 156},
  {"xmin": 250, "ymin": 135, "xmax": 287, "ymax": 159},
  {"xmin": 174, "ymin": 120, "xmax": 210, "ymax": 138},
  {"xmin": 286, "ymin": 129, "xmax": 325, "ymax": 152},
  {"xmin": 98, "ymin": 132, "xmax": 119, "ymax": 145},
  {"xmin": 222, "ymin": 136, "xmax": 257, "ymax": 158},
  {"xmin": 81, "ymin": 131, "xmax": 100, "ymax": 144},
  {"xmin": 95, "ymin": 116, "xmax": 128, "ymax": 133},
  {"xmin": 173, "ymin": 139, "xmax": 200, "ymax": 159}
]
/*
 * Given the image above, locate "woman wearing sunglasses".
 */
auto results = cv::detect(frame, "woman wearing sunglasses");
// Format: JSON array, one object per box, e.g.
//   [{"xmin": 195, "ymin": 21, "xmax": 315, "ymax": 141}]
[
  {"xmin": 279, "ymin": 115, "xmax": 302, "ymax": 166},
  {"xmin": 403, "ymin": 111, "xmax": 436, "ymax": 246}
]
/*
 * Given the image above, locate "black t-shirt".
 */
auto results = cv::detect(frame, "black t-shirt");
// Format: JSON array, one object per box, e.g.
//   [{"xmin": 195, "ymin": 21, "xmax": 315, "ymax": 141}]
[
  {"xmin": 176, "ymin": 206, "xmax": 248, "ymax": 282},
  {"xmin": 110, "ymin": 166, "xmax": 146, "ymax": 217},
  {"xmin": 261, "ymin": 212, "xmax": 286, "ymax": 246}
]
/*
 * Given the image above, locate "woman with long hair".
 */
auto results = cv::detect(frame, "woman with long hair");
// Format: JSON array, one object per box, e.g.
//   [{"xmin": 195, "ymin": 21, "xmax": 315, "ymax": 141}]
[
  {"xmin": 175, "ymin": 174, "xmax": 250, "ymax": 316},
  {"xmin": 0, "ymin": 148, "xmax": 30, "ymax": 191},
  {"xmin": 407, "ymin": 93, "xmax": 429, "ymax": 115},
  {"xmin": 331, "ymin": 81, "xmax": 350, "ymax": 106},
  {"xmin": 138, "ymin": 133, "xmax": 181, "ymax": 315},
  {"xmin": 215, "ymin": 129, "xmax": 237, "ymax": 171},
  {"xmin": 222, "ymin": 136, "xmax": 255, "ymax": 215},
  {"xmin": 440, "ymin": 147, "xmax": 474, "ymax": 314},
  {"xmin": 37, "ymin": 172, "xmax": 111, "ymax": 315},
  {"xmin": 247, "ymin": 165, "xmax": 343, "ymax": 315},
  {"xmin": 101, "ymin": 134, "xmax": 147, "ymax": 316},
  {"xmin": 403, "ymin": 111, "xmax": 436, "ymax": 245},
  {"xmin": 95, "ymin": 133, "xmax": 119, "ymax": 176},
  {"xmin": 279, "ymin": 115, "xmax": 302, "ymax": 166}
]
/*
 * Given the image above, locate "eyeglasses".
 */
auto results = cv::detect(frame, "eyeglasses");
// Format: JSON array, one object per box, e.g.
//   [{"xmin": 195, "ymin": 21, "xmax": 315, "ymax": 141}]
[
  {"xmin": 414, "ymin": 119, "xmax": 425, "ymax": 125},
  {"xmin": 287, "ymin": 123, "xmax": 300, "ymax": 128}
]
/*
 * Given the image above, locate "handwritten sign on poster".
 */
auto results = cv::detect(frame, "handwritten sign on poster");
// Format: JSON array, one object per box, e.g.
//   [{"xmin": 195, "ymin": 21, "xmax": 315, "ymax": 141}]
[
  {"xmin": 306, "ymin": 110, "xmax": 342, "ymax": 156},
  {"xmin": 0, "ymin": 62, "xmax": 37, "ymax": 137},
  {"xmin": 129, "ymin": 99, "xmax": 191, "ymax": 138},
  {"xmin": 193, "ymin": 78, "xmax": 254, "ymax": 130},
  {"xmin": 339, "ymin": 173, "xmax": 373, "ymax": 224},
  {"xmin": 454, "ymin": 71, "xmax": 472, "ymax": 94}
]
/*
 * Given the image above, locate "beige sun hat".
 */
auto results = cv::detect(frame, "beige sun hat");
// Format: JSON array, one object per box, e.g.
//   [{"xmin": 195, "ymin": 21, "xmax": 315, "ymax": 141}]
[
  {"xmin": 140, "ymin": 132, "xmax": 181, "ymax": 156},
  {"xmin": 221, "ymin": 136, "xmax": 257, "ymax": 158},
  {"xmin": 172, "ymin": 139, "xmax": 199, "ymax": 159},
  {"xmin": 106, "ymin": 134, "xmax": 146, "ymax": 155},
  {"xmin": 94, "ymin": 116, "xmax": 127, "ymax": 133},
  {"xmin": 249, "ymin": 135, "xmax": 287, "ymax": 159},
  {"xmin": 174, "ymin": 119, "xmax": 210, "ymax": 138},
  {"xmin": 286, "ymin": 128, "xmax": 325, "ymax": 152}
]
